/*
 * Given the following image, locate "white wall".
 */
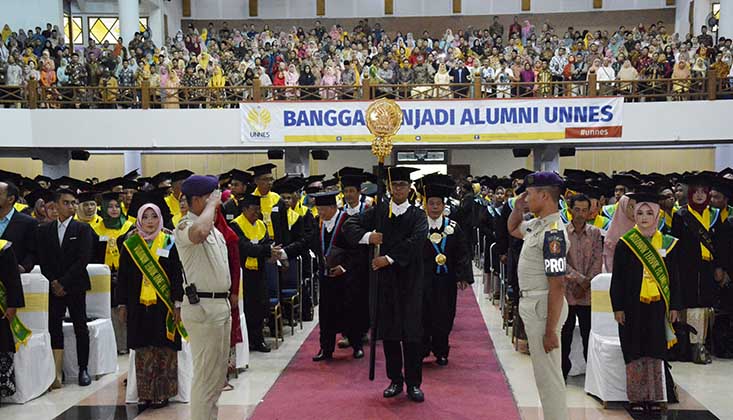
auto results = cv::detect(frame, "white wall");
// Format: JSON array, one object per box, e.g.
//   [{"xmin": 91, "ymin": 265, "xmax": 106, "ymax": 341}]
[
  {"xmin": 1, "ymin": 100, "xmax": 732, "ymax": 150},
  {"xmin": 4, "ymin": 0, "xmax": 64, "ymax": 33},
  {"xmin": 165, "ymin": 0, "xmax": 184, "ymax": 39},
  {"xmin": 185, "ymin": 0, "xmax": 672, "ymax": 20}
]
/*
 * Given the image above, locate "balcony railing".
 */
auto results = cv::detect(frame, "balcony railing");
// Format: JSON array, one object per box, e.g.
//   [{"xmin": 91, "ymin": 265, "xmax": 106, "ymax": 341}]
[{"xmin": 0, "ymin": 72, "xmax": 727, "ymax": 109}]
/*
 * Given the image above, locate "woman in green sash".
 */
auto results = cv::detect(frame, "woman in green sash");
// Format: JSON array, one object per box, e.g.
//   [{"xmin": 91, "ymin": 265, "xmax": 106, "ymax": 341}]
[
  {"xmin": 0, "ymin": 241, "xmax": 24, "ymax": 399},
  {"xmin": 610, "ymin": 190, "xmax": 682, "ymax": 414},
  {"xmin": 118, "ymin": 203, "xmax": 183, "ymax": 411}
]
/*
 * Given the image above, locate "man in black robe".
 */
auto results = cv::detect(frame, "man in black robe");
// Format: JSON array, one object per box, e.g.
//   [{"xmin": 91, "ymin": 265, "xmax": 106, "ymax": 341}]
[
  {"xmin": 419, "ymin": 178, "xmax": 473, "ymax": 366},
  {"xmin": 0, "ymin": 240, "xmax": 24, "ymax": 399},
  {"xmin": 312, "ymin": 191, "xmax": 364, "ymax": 361},
  {"xmin": 343, "ymin": 166, "xmax": 428, "ymax": 403}
]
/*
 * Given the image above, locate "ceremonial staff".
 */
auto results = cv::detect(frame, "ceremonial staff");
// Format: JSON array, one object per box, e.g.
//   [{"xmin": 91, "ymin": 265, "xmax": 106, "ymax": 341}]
[{"xmin": 365, "ymin": 98, "xmax": 403, "ymax": 380}]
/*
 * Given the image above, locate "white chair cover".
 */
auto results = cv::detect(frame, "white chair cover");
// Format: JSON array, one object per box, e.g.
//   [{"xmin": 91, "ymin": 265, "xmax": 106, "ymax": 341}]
[
  {"xmin": 125, "ymin": 340, "xmax": 193, "ymax": 403},
  {"xmin": 16, "ymin": 273, "xmax": 49, "ymax": 331},
  {"xmin": 584, "ymin": 273, "xmax": 628, "ymax": 402},
  {"xmin": 62, "ymin": 318, "xmax": 118, "ymax": 379},
  {"xmin": 7, "ymin": 332, "xmax": 55, "ymax": 403},
  {"xmin": 235, "ymin": 271, "xmax": 250, "ymax": 370},
  {"xmin": 85, "ymin": 264, "xmax": 112, "ymax": 319}
]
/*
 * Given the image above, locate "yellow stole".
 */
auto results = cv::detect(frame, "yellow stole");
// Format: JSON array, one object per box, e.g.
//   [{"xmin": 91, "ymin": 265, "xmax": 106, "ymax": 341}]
[
  {"xmin": 253, "ymin": 189, "xmax": 280, "ymax": 237},
  {"xmin": 13, "ymin": 202, "xmax": 28, "ymax": 212},
  {"xmin": 639, "ymin": 230, "xmax": 663, "ymax": 303},
  {"xmin": 287, "ymin": 208, "xmax": 300, "ymax": 229},
  {"xmin": 688, "ymin": 206, "xmax": 713, "ymax": 261},
  {"xmin": 233, "ymin": 215, "xmax": 267, "ymax": 270},
  {"xmin": 165, "ymin": 194, "xmax": 181, "ymax": 219},
  {"xmin": 139, "ymin": 231, "xmax": 169, "ymax": 306},
  {"xmin": 94, "ymin": 220, "xmax": 134, "ymax": 270}
]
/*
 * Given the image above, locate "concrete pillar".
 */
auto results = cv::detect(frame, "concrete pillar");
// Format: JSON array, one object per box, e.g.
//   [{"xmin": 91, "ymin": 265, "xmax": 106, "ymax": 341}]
[
  {"xmin": 532, "ymin": 146, "xmax": 559, "ymax": 173},
  {"xmin": 123, "ymin": 151, "xmax": 142, "ymax": 175},
  {"xmin": 715, "ymin": 144, "xmax": 733, "ymax": 171},
  {"xmin": 719, "ymin": 1, "xmax": 733, "ymax": 40},
  {"xmin": 119, "ymin": 0, "xmax": 140, "ymax": 48},
  {"xmin": 284, "ymin": 148, "xmax": 310, "ymax": 175},
  {"xmin": 693, "ymin": 0, "xmax": 713, "ymax": 37},
  {"xmin": 675, "ymin": 0, "xmax": 692, "ymax": 39},
  {"xmin": 36, "ymin": 150, "xmax": 70, "ymax": 178},
  {"xmin": 148, "ymin": 4, "xmax": 165, "ymax": 50}
]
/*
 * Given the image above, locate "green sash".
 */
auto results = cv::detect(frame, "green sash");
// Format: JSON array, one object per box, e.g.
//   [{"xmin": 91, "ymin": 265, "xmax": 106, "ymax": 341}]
[
  {"xmin": 123, "ymin": 233, "xmax": 188, "ymax": 342},
  {"xmin": 619, "ymin": 227, "xmax": 678, "ymax": 349},
  {"xmin": 0, "ymin": 240, "xmax": 32, "ymax": 351}
]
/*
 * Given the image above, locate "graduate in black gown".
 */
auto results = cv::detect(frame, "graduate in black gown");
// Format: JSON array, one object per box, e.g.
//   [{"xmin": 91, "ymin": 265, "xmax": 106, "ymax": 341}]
[
  {"xmin": 343, "ymin": 166, "xmax": 429, "ymax": 403},
  {"xmin": 419, "ymin": 178, "xmax": 473, "ymax": 366},
  {"xmin": 311, "ymin": 191, "xmax": 364, "ymax": 361},
  {"xmin": 610, "ymin": 190, "xmax": 681, "ymax": 414},
  {"xmin": 231, "ymin": 194, "xmax": 278, "ymax": 353},
  {"xmin": 0, "ymin": 240, "xmax": 24, "ymax": 399}
]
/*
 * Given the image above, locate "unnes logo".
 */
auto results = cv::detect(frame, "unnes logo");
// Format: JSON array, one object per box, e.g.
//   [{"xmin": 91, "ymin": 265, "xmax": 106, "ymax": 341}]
[{"xmin": 246, "ymin": 107, "xmax": 271, "ymax": 138}]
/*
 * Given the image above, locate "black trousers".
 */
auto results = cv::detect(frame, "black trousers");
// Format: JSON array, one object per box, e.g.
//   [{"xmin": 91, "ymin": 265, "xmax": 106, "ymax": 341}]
[
  {"xmin": 384, "ymin": 340, "xmax": 422, "ymax": 387},
  {"xmin": 49, "ymin": 292, "xmax": 90, "ymax": 369},
  {"xmin": 561, "ymin": 304, "xmax": 591, "ymax": 380}
]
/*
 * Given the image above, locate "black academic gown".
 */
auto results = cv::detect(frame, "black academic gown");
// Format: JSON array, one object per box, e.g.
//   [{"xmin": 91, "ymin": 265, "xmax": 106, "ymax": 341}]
[
  {"xmin": 221, "ymin": 197, "xmax": 241, "ymax": 224},
  {"xmin": 496, "ymin": 201, "xmax": 524, "ymax": 305},
  {"xmin": 343, "ymin": 204, "xmax": 428, "ymax": 343},
  {"xmin": 1, "ymin": 211, "xmax": 37, "ymax": 273},
  {"xmin": 610, "ymin": 238, "xmax": 682, "ymax": 364},
  {"xmin": 231, "ymin": 221, "xmax": 274, "ymax": 344},
  {"xmin": 479, "ymin": 204, "xmax": 500, "ymax": 274},
  {"xmin": 0, "ymin": 244, "xmax": 24, "ymax": 353},
  {"xmin": 671, "ymin": 207, "xmax": 723, "ymax": 308},
  {"xmin": 422, "ymin": 218, "xmax": 473, "ymax": 356},
  {"xmin": 116, "ymin": 234, "xmax": 183, "ymax": 351}
]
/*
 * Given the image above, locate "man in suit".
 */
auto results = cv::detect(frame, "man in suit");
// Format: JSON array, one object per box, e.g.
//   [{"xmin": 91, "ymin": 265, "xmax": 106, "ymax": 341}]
[
  {"xmin": 449, "ymin": 60, "xmax": 471, "ymax": 98},
  {"xmin": 38, "ymin": 188, "xmax": 94, "ymax": 387},
  {"xmin": 0, "ymin": 181, "xmax": 37, "ymax": 273}
]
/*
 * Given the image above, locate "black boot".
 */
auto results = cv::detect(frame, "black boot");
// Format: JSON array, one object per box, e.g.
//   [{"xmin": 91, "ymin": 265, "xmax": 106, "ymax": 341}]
[
  {"xmin": 312, "ymin": 349, "xmax": 333, "ymax": 362},
  {"xmin": 407, "ymin": 385, "xmax": 425, "ymax": 402},
  {"xmin": 78, "ymin": 368, "xmax": 92, "ymax": 386},
  {"xmin": 383, "ymin": 382, "xmax": 403, "ymax": 398}
]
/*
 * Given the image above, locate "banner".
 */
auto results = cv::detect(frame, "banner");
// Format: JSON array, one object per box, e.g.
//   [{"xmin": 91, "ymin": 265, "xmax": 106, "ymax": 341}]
[{"xmin": 240, "ymin": 97, "xmax": 623, "ymax": 144}]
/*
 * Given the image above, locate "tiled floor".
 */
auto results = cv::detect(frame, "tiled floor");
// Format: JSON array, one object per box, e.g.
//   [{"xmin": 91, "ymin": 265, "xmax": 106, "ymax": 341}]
[{"xmin": 1, "ymin": 267, "xmax": 731, "ymax": 419}]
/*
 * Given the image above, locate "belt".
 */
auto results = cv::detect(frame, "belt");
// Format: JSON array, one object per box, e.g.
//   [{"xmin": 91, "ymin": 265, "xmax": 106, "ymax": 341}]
[
  {"xmin": 197, "ymin": 291, "xmax": 230, "ymax": 299},
  {"xmin": 520, "ymin": 290, "xmax": 548, "ymax": 297}
]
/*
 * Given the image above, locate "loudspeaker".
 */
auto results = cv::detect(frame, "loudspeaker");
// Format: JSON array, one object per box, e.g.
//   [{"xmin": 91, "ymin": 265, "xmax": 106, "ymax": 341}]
[
  {"xmin": 267, "ymin": 150, "xmax": 284, "ymax": 159},
  {"xmin": 512, "ymin": 148, "xmax": 531, "ymax": 158},
  {"xmin": 311, "ymin": 150, "xmax": 330, "ymax": 160},
  {"xmin": 70, "ymin": 150, "xmax": 90, "ymax": 161},
  {"xmin": 559, "ymin": 147, "xmax": 576, "ymax": 157}
]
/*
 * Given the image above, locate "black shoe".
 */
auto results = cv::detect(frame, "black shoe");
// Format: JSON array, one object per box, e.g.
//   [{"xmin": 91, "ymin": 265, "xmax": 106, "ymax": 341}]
[
  {"xmin": 250, "ymin": 342, "xmax": 271, "ymax": 353},
  {"xmin": 353, "ymin": 348, "xmax": 365, "ymax": 359},
  {"xmin": 407, "ymin": 385, "xmax": 425, "ymax": 402},
  {"xmin": 436, "ymin": 356, "xmax": 448, "ymax": 366},
  {"xmin": 137, "ymin": 401, "xmax": 150, "ymax": 413},
  {"xmin": 337, "ymin": 337, "xmax": 350, "ymax": 348},
  {"xmin": 150, "ymin": 399, "xmax": 169, "ymax": 409},
  {"xmin": 383, "ymin": 382, "xmax": 403, "ymax": 398},
  {"xmin": 312, "ymin": 350, "xmax": 333, "ymax": 362},
  {"xmin": 78, "ymin": 368, "xmax": 92, "ymax": 386}
]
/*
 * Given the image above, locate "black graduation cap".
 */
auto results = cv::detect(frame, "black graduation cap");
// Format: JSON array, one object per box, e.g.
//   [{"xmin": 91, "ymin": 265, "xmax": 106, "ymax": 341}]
[
  {"xmin": 123, "ymin": 169, "xmax": 140, "ymax": 181},
  {"xmin": 682, "ymin": 171, "xmax": 717, "ymax": 187},
  {"xmin": 128, "ymin": 187, "xmax": 174, "ymax": 227},
  {"xmin": 626, "ymin": 185, "xmax": 664, "ymax": 204},
  {"xmin": 719, "ymin": 167, "xmax": 733, "ymax": 179},
  {"xmin": 312, "ymin": 191, "xmax": 339, "ymax": 206},
  {"xmin": 333, "ymin": 167, "xmax": 364, "ymax": 179},
  {"xmin": 95, "ymin": 177, "xmax": 140, "ymax": 192},
  {"xmin": 33, "ymin": 174, "xmax": 53, "ymax": 184},
  {"xmin": 322, "ymin": 178, "xmax": 340, "ymax": 189},
  {"xmin": 0, "ymin": 170, "xmax": 22, "ymax": 186},
  {"xmin": 137, "ymin": 176, "xmax": 152, "ymax": 187},
  {"xmin": 77, "ymin": 191, "xmax": 99, "ymax": 203},
  {"xmin": 571, "ymin": 182, "xmax": 603, "ymax": 200},
  {"xmin": 51, "ymin": 176, "xmax": 91, "ymax": 191},
  {"xmin": 101, "ymin": 191, "xmax": 122, "ymax": 202},
  {"xmin": 304, "ymin": 174, "xmax": 326, "ymax": 185},
  {"xmin": 340, "ymin": 174, "xmax": 367, "ymax": 190},
  {"xmin": 417, "ymin": 173, "xmax": 456, "ymax": 188},
  {"xmin": 151, "ymin": 171, "xmax": 172, "ymax": 187},
  {"xmin": 386, "ymin": 166, "xmax": 419, "ymax": 183},
  {"xmin": 423, "ymin": 184, "xmax": 454, "ymax": 199},
  {"xmin": 510, "ymin": 168, "xmax": 533, "ymax": 180},
  {"xmin": 247, "ymin": 163, "xmax": 277, "ymax": 178},
  {"xmin": 171, "ymin": 169, "xmax": 194, "ymax": 183},
  {"xmin": 241, "ymin": 194, "xmax": 261, "ymax": 208},
  {"xmin": 20, "ymin": 178, "xmax": 42, "ymax": 192},
  {"xmin": 612, "ymin": 173, "xmax": 640, "ymax": 189},
  {"xmin": 25, "ymin": 188, "xmax": 54, "ymax": 206},
  {"xmin": 712, "ymin": 176, "xmax": 733, "ymax": 199},
  {"xmin": 563, "ymin": 169, "xmax": 588, "ymax": 181},
  {"xmin": 497, "ymin": 177, "xmax": 514, "ymax": 189},
  {"xmin": 272, "ymin": 176, "xmax": 304, "ymax": 194},
  {"xmin": 229, "ymin": 169, "xmax": 253, "ymax": 184}
]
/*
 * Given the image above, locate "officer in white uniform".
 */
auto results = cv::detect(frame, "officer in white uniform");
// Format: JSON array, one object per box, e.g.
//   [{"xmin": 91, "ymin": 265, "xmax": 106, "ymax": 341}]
[{"xmin": 508, "ymin": 171, "xmax": 570, "ymax": 420}]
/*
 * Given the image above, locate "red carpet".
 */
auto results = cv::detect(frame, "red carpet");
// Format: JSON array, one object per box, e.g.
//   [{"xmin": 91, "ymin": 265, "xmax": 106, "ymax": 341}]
[{"xmin": 249, "ymin": 286, "xmax": 520, "ymax": 420}]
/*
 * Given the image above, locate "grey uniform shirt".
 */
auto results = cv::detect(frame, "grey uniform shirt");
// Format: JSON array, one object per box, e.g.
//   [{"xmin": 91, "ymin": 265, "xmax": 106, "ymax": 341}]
[
  {"xmin": 517, "ymin": 212, "xmax": 570, "ymax": 292},
  {"xmin": 174, "ymin": 212, "xmax": 232, "ymax": 296}
]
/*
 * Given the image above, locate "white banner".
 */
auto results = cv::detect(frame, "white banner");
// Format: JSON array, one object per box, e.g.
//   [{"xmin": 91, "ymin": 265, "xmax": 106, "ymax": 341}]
[{"xmin": 240, "ymin": 97, "xmax": 623, "ymax": 145}]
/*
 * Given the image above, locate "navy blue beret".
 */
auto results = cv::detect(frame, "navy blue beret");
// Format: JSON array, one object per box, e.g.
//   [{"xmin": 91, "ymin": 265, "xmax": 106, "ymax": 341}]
[
  {"xmin": 524, "ymin": 171, "xmax": 564, "ymax": 188},
  {"xmin": 181, "ymin": 175, "xmax": 218, "ymax": 197}
]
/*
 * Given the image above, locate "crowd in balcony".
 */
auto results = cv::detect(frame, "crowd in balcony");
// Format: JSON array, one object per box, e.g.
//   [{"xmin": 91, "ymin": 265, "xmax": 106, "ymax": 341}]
[{"xmin": 1, "ymin": 17, "xmax": 733, "ymax": 107}]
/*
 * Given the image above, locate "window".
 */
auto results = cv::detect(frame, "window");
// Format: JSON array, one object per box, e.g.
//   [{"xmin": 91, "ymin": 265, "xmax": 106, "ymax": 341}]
[
  {"xmin": 63, "ymin": 15, "xmax": 83, "ymax": 45},
  {"xmin": 87, "ymin": 17, "xmax": 150, "ymax": 44}
]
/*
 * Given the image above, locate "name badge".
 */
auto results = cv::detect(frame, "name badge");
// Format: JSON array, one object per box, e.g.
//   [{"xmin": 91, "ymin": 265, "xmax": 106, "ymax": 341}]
[
  {"xmin": 157, "ymin": 248, "xmax": 170, "ymax": 258},
  {"xmin": 226, "ymin": 214, "xmax": 234, "ymax": 220},
  {"xmin": 272, "ymin": 206, "xmax": 279, "ymax": 213},
  {"xmin": 99, "ymin": 236, "xmax": 109, "ymax": 242}
]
